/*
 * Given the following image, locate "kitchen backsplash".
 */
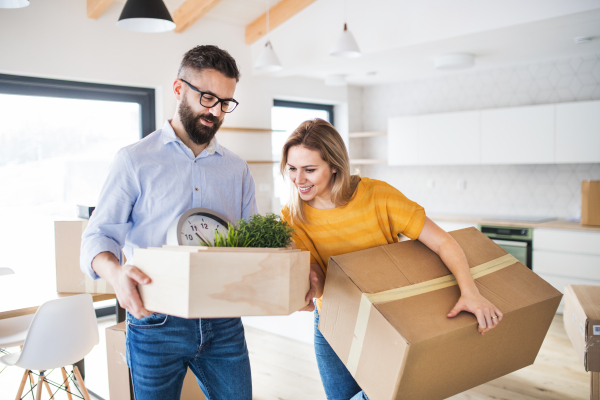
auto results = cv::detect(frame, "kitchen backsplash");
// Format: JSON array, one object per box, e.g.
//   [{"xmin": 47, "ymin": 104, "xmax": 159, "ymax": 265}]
[{"xmin": 349, "ymin": 53, "xmax": 600, "ymax": 219}]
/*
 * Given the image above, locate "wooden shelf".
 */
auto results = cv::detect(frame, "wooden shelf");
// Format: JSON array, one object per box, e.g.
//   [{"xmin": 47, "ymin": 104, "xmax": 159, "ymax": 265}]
[
  {"xmin": 349, "ymin": 131, "xmax": 386, "ymax": 138},
  {"xmin": 220, "ymin": 127, "xmax": 286, "ymax": 133},
  {"xmin": 350, "ymin": 159, "xmax": 387, "ymax": 165}
]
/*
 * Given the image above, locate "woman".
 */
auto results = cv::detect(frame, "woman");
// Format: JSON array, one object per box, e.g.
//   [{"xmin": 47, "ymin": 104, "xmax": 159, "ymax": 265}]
[{"xmin": 279, "ymin": 119, "xmax": 503, "ymax": 400}]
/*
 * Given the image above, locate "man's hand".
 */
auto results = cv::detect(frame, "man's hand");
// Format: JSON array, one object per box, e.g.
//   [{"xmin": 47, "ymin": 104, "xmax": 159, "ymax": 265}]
[
  {"xmin": 112, "ymin": 264, "xmax": 153, "ymax": 319},
  {"xmin": 92, "ymin": 252, "xmax": 152, "ymax": 319},
  {"xmin": 300, "ymin": 263, "xmax": 325, "ymax": 312}
]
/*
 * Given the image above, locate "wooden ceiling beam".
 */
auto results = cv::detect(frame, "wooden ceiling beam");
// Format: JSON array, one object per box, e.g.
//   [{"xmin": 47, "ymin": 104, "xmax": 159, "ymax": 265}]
[
  {"xmin": 87, "ymin": 0, "xmax": 115, "ymax": 19},
  {"xmin": 245, "ymin": 0, "xmax": 318, "ymax": 45},
  {"xmin": 173, "ymin": 0, "xmax": 223, "ymax": 33}
]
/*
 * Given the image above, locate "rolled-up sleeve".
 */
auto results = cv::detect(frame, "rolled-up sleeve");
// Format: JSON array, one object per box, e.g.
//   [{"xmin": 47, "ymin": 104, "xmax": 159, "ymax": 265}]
[{"xmin": 80, "ymin": 148, "xmax": 139, "ymax": 279}]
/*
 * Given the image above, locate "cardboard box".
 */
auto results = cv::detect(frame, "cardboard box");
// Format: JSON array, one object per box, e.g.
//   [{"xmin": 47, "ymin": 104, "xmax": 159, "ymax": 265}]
[
  {"xmin": 563, "ymin": 285, "xmax": 600, "ymax": 372},
  {"xmin": 582, "ymin": 180, "xmax": 600, "ymax": 226},
  {"xmin": 55, "ymin": 220, "xmax": 115, "ymax": 294},
  {"xmin": 319, "ymin": 227, "xmax": 562, "ymax": 400},
  {"xmin": 134, "ymin": 246, "xmax": 310, "ymax": 318},
  {"xmin": 106, "ymin": 322, "xmax": 205, "ymax": 400}
]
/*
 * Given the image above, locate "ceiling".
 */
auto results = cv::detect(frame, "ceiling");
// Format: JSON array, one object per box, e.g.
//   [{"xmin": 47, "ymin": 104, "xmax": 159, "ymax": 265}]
[{"xmin": 111, "ymin": 0, "xmax": 600, "ymax": 86}]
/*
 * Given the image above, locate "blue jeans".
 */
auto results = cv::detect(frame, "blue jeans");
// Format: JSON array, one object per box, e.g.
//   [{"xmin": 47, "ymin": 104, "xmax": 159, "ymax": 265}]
[
  {"xmin": 126, "ymin": 312, "xmax": 252, "ymax": 400},
  {"xmin": 314, "ymin": 310, "xmax": 370, "ymax": 400}
]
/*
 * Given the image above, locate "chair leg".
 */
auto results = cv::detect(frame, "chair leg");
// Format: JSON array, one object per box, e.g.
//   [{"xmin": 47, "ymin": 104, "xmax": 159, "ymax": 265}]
[
  {"xmin": 44, "ymin": 376, "xmax": 53, "ymax": 397},
  {"xmin": 73, "ymin": 365, "xmax": 91, "ymax": 400},
  {"xmin": 35, "ymin": 371, "xmax": 44, "ymax": 400},
  {"xmin": 15, "ymin": 369, "xmax": 29, "ymax": 400},
  {"xmin": 61, "ymin": 367, "xmax": 73, "ymax": 400}
]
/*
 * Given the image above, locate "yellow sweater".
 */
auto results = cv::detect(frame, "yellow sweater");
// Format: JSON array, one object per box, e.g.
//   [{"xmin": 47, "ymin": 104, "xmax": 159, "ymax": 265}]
[{"xmin": 280, "ymin": 177, "xmax": 425, "ymax": 312}]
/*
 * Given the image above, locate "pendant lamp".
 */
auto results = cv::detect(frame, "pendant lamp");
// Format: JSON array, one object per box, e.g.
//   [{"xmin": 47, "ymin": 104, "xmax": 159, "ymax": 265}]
[
  {"xmin": 0, "ymin": 0, "xmax": 29, "ymax": 8},
  {"xmin": 254, "ymin": 0, "xmax": 283, "ymax": 72},
  {"xmin": 117, "ymin": 0, "xmax": 176, "ymax": 33},
  {"xmin": 329, "ymin": 0, "xmax": 361, "ymax": 58}
]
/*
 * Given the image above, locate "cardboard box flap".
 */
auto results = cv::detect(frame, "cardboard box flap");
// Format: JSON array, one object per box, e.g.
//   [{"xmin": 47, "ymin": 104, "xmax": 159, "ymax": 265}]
[{"xmin": 572, "ymin": 285, "xmax": 600, "ymax": 320}]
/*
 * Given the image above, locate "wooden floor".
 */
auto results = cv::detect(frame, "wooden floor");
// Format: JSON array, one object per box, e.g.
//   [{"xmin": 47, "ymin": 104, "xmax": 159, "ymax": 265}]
[
  {"xmin": 246, "ymin": 314, "xmax": 590, "ymax": 400},
  {"xmin": 0, "ymin": 314, "xmax": 588, "ymax": 400}
]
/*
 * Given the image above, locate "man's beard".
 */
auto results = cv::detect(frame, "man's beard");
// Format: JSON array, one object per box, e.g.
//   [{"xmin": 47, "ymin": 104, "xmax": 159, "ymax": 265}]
[{"xmin": 178, "ymin": 97, "xmax": 223, "ymax": 145}]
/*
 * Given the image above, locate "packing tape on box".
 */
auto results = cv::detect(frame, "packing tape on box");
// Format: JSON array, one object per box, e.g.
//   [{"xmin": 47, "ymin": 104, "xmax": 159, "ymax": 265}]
[
  {"xmin": 345, "ymin": 253, "xmax": 519, "ymax": 376},
  {"xmin": 79, "ymin": 220, "xmax": 108, "ymax": 294}
]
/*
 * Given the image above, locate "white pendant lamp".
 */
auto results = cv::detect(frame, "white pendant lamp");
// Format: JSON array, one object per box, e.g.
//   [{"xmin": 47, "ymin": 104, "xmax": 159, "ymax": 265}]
[
  {"xmin": 329, "ymin": 1, "xmax": 361, "ymax": 58},
  {"xmin": 0, "ymin": 0, "xmax": 29, "ymax": 8},
  {"xmin": 117, "ymin": 0, "xmax": 176, "ymax": 33},
  {"xmin": 254, "ymin": 0, "xmax": 283, "ymax": 72}
]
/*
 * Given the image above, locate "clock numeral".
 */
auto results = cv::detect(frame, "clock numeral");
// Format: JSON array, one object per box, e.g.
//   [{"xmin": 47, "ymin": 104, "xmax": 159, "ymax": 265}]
[
  {"xmin": 201, "ymin": 223, "xmax": 208, "ymax": 229},
  {"xmin": 190, "ymin": 225, "xmax": 197, "ymax": 231},
  {"xmin": 185, "ymin": 234, "xmax": 193, "ymax": 240}
]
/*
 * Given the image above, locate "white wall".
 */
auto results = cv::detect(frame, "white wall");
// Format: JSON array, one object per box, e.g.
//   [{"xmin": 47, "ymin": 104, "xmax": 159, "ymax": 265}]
[{"xmin": 352, "ymin": 53, "xmax": 600, "ymax": 219}]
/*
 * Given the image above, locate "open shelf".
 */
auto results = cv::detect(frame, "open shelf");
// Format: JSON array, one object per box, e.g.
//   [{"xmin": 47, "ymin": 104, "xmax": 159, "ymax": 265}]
[
  {"xmin": 349, "ymin": 131, "xmax": 387, "ymax": 138},
  {"xmin": 350, "ymin": 159, "xmax": 387, "ymax": 165}
]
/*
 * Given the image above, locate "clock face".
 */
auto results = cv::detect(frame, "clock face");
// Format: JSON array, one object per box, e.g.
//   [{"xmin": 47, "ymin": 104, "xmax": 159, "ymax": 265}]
[{"xmin": 180, "ymin": 213, "xmax": 229, "ymax": 246}]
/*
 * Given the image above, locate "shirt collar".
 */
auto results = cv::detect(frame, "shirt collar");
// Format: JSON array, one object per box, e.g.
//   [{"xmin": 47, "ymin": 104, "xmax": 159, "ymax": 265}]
[{"xmin": 161, "ymin": 119, "xmax": 223, "ymax": 156}]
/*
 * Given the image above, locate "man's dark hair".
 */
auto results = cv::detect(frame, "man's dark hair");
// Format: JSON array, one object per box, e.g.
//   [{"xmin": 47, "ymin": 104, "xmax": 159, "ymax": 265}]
[{"xmin": 178, "ymin": 45, "xmax": 241, "ymax": 82}]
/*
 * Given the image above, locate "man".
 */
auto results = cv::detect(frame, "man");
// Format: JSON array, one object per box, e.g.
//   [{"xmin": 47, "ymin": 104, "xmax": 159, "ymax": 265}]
[{"xmin": 81, "ymin": 45, "xmax": 256, "ymax": 400}]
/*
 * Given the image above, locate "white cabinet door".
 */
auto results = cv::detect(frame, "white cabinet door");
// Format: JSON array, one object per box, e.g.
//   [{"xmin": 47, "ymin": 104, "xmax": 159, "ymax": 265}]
[
  {"xmin": 388, "ymin": 116, "xmax": 419, "ymax": 166},
  {"xmin": 533, "ymin": 228, "xmax": 600, "ymax": 256},
  {"xmin": 556, "ymin": 100, "xmax": 600, "ymax": 163},
  {"xmin": 481, "ymin": 104, "xmax": 555, "ymax": 164},
  {"xmin": 417, "ymin": 111, "xmax": 480, "ymax": 165}
]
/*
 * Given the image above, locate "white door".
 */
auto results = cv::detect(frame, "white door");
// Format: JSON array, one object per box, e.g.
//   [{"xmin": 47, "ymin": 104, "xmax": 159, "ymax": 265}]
[
  {"xmin": 388, "ymin": 116, "xmax": 419, "ymax": 166},
  {"xmin": 481, "ymin": 104, "xmax": 555, "ymax": 164},
  {"xmin": 417, "ymin": 110, "xmax": 480, "ymax": 165},
  {"xmin": 556, "ymin": 100, "xmax": 600, "ymax": 163}
]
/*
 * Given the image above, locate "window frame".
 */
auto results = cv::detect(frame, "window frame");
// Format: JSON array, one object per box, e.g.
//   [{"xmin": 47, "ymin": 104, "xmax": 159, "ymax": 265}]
[
  {"xmin": 0, "ymin": 74, "xmax": 156, "ymax": 137},
  {"xmin": 273, "ymin": 99, "xmax": 335, "ymax": 126}
]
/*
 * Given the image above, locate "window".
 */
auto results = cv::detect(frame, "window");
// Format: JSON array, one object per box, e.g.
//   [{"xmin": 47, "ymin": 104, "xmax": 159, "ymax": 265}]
[
  {"xmin": 0, "ymin": 74, "xmax": 155, "ymax": 284},
  {"xmin": 271, "ymin": 100, "xmax": 334, "ymax": 212}
]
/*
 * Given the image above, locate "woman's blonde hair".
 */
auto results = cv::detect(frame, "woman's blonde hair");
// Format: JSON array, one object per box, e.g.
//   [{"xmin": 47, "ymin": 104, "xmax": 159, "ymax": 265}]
[{"xmin": 280, "ymin": 118, "xmax": 360, "ymax": 224}]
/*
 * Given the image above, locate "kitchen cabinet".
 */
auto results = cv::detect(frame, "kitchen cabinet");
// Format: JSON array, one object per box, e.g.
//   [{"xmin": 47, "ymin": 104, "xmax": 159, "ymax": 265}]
[
  {"xmin": 481, "ymin": 104, "xmax": 555, "ymax": 165},
  {"xmin": 388, "ymin": 117, "xmax": 419, "ymax": 166},
  {"xmin": 556, "ymin": 100, "xmax": 600, "ymax": 163},
  {"xmin": 533, "ymin": 228, "xmax": 600, "ymax": 313},
  {"xmin": 417, "ymin": 111, "xmax": 480, "ymax": 165}
]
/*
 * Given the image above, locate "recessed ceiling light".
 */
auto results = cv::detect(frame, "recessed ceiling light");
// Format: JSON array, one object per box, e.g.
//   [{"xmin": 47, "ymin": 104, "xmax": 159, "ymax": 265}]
[
  {"xmin": 574, "ymin": 36, "xmax": 593, "ymax": 44},
  {"xmin": 434, "ymin": 53, "xmax": 475, "ymax": 70}
]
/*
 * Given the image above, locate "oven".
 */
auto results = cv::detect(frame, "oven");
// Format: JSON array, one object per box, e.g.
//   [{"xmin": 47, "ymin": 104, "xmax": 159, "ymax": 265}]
[{"xmin": 478, "ymin": 225, "xmax": 533, "ymax": 270}]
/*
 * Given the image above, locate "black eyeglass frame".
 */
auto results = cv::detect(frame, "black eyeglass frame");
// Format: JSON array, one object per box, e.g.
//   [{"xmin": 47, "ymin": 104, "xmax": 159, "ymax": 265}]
[{"xmin": 179, "ymin": 79, "xmax": 239, "ymax": 113}]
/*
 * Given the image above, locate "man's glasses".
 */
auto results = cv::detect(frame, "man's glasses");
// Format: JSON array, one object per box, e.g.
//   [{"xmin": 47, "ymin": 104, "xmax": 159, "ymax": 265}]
[{"xmin": 180, "ymin": 79, "xmax": 239, "ymax": 113}]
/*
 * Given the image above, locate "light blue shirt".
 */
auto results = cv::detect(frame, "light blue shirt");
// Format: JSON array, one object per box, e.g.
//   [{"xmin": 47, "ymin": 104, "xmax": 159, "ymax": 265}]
[{"xmin": 80, "ymin": 120, "xmax": 258, "ymax": 279}]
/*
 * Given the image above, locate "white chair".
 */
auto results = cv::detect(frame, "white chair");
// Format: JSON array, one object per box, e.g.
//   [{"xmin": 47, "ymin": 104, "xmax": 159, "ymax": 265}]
[
  {"xmin": 0, "ymin": 294, "xmax": 99, "ymax": 400},
  {"xmin": 0, "ymin": 267, "xmax": 33, "ymax": 375}
]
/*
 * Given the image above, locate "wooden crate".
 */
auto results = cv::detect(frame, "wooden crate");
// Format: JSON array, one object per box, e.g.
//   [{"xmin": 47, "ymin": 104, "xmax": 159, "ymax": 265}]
[{"xmin": 134, "ymin": 246, "xmax": 310, "ymax": 318}]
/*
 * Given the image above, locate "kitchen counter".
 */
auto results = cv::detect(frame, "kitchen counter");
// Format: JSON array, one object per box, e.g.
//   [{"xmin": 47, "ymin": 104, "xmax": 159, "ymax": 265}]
[{"xmin": 429, "ymin": 214, "xmax": 600, "ymax": 232}]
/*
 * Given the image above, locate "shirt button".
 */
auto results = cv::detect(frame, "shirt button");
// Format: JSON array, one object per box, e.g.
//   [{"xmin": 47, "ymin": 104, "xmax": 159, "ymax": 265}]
[
  {"xmin": 195, "ymin": 188, "xmax": 198, "ymax": 191},
  {"xmin": 194, "ymin": 160, "xmax": 197, "ymax": 163}
]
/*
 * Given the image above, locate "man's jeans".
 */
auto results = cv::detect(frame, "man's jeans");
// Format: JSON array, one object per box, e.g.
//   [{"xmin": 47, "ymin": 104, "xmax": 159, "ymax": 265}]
[
  {"xmin": 126, "ymin": 312, "xmax": 252, "ymax": 400},
  {"xmin": 314, "ymin": 310, "xmax": 370, "ymax": 400}
]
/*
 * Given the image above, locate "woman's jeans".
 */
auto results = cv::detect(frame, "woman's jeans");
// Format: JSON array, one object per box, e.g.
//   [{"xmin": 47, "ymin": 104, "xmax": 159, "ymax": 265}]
[
  {"xmin": 314, "ymin": 310, "xmax": 370, "ymax": 400},
  {"xmin": 126, "ymin": 312, "xmax": 252, "ymax": 400}
]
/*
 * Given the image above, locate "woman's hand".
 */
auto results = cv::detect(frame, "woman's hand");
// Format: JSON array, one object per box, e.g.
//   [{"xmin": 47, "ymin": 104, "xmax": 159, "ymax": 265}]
[
  {"xmin": 300, "ymin": 263, "xmax": 325, "ymax": 312},
  {"xmin": 447, "ymin": 291, "xmax": 503, "ymax": 335}
]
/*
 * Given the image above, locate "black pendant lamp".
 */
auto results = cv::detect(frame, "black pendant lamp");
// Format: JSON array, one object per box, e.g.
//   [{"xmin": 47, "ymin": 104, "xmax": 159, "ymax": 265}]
[{"xmin": 117, "ymin": 0, "xmax": 176, "ymax": 33}]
